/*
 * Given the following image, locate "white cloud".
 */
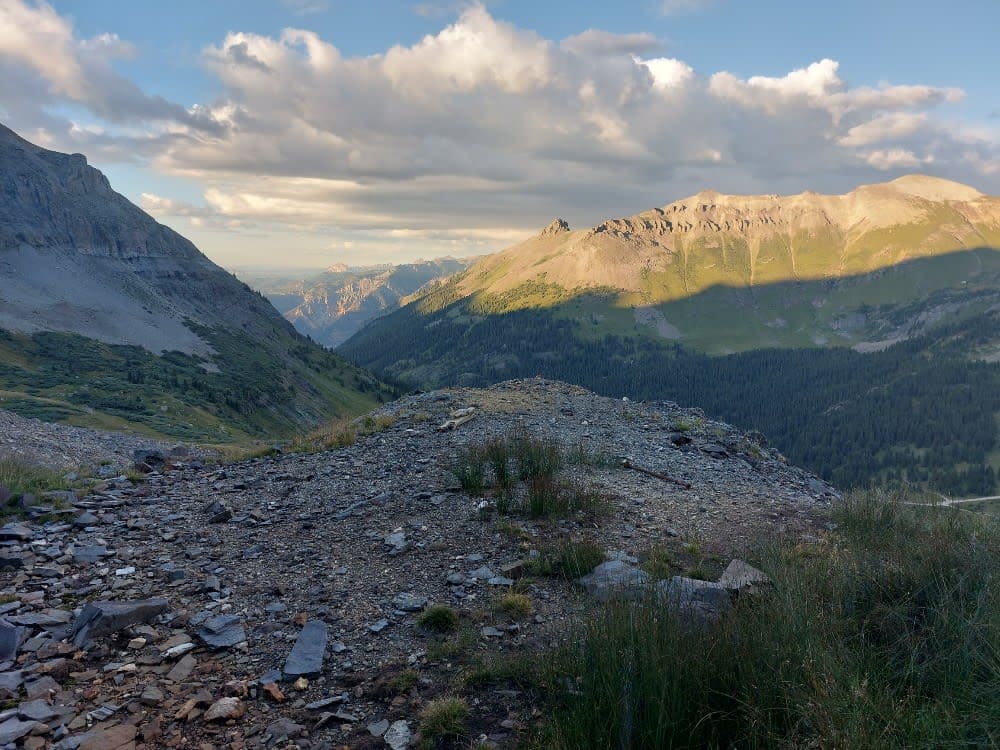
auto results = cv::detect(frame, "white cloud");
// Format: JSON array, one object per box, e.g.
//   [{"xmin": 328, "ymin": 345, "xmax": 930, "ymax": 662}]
[
  {"xmin": 562, "ymin": 30, "xmax": 660, "ymax": 57},
  {"xmin": 2, "ymin": 1, "xmax": 998, "ymax": 267},
  {"xmin": 864, "ymin": 148, "xmax": 933, "ymax": 170}
]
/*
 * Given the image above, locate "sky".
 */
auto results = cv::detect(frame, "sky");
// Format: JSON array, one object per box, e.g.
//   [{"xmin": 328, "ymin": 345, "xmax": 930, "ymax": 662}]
[{"xmin": 1, "ymin": 0, "xmax": 999, "ymax": 271}]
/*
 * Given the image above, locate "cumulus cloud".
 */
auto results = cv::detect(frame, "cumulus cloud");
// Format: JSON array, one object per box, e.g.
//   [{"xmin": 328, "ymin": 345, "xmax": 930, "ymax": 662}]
[
  {"xmin": 562, "ymin": 30, "xmax": 661, "ymax": 57},
  {"xmin": 2, "ymin": 0, "xmax": 998, "ymax": 266}
]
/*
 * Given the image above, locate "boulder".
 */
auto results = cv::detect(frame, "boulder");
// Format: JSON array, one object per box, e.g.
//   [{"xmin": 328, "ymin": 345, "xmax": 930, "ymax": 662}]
[
  {"xmin": 579, "ymin": 559, "xmax": 650, "ymax": 601},
  {"xmin": 717, "ymin": 559, "xmax": 770, "ymax": 591},
  {"xmin": 656, "ymin": 576, "xmax": 732, "ymax": 625}
]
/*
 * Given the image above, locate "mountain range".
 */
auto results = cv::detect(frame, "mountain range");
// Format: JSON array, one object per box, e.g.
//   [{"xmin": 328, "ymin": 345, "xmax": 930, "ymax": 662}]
[
  {"xmin": 0, "ymin": 123, "xmax": 391, "ymax": 440},
  {"xmin": 340, "ymin": 177, "xmax": 1000, "ymax": 494},
  {"xmin": 248, "ymin": 259, "xmax": 472, "ymax": 348}
]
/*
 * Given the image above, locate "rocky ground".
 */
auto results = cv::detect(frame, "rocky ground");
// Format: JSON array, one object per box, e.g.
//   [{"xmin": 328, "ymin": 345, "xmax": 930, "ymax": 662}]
[
  {"xmin": 0, "ymin": 379, "xmax": 837, "ymax": 749},
  {"xmin": 0, "ymin": 410, "xmax": 184, "ymax": 475}
]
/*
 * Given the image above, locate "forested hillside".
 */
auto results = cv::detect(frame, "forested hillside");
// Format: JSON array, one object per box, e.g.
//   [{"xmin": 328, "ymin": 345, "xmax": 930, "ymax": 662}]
[{"xmin": 341, "ymin": 306, "xmax": 1000, "ymax": 495}]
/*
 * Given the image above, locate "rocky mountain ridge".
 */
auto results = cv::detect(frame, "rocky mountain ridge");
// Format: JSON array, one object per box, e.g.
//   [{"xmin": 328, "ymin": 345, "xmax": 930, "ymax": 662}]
[
  {"xmin": 0, "ymin": 123, "xmax": 280, "ymax": 356},
  {"xmin": 450, "ymin": 175, "xmax": 1000, "ymax": 303},
  {"xmin": 0, "ymin": 122, "xmax": 390, "ymax": 437},
  {"xmin": 0, "ymin": 379, "xmax": 834, "ymax": 748}
]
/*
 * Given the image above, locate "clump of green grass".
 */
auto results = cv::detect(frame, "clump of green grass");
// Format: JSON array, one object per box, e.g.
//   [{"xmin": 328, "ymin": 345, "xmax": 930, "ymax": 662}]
[
  {"xmin": 564, "ymin": 443, "xmax": 619, "ymax": 468},
  {"xmin": 529, "ymin": 540, "xmax": 605, "ymax": 579},
  {"xmin": 463, "ymin": 652, "xmax": 542, "ymax": 689},
  {"xmin": 426, "ymin": 626, "xmax": 478, "ymax": 663},
  {"xmin": 418, "ymin": 696, "xmax": 468, "ymax": 748},
  {"xmin": 542, "ymin": 490, "xmax": 1000, "ymax": 748},
  {"xmin": 416, "ymin": 605, "xmax": 460, "ymax": 634},
  {"xmin": 639, "ymin": 547, "xmax": 675, "ymax": 579},
  {"xmin": 496, "ymin": 593, "xmax": 532, "ymax": 619},
  {"xmin": 0, "ymin": 457, "xmax": 71, "ymax": 519},
  {"xmin": 448, "ymin": 444, "xmax": 488, "ymax": 495},
  {"xmin": 673, "ymin": 416, "xmax": 704, "ymax": 433},
  {"xmin": 512, "ymin": 432, "xmax": 562, "ymax": 480},
  {"xmin": 390, "ymin": 668, "xmax": 419, "ymax": 694},
  {"xmin": 523, "ymin": 477, "xmax": 609, "ymax": 519}
]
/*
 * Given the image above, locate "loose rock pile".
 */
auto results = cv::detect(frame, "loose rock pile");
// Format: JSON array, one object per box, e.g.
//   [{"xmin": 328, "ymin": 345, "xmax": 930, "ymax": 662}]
[{"xmin": 0, "ymin": 379, "xmax": 836, "ymax": 748}]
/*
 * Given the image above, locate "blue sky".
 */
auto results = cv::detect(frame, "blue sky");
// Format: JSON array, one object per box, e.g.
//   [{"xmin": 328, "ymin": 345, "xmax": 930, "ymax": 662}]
[{"xmin": 2, "ymin": 0, "xmax": 998, "ymax": 269}]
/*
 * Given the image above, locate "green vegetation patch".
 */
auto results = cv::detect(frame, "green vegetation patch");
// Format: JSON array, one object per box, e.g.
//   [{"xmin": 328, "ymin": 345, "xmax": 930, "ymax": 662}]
[
  {"xmin": 0, "ymin": 326, "xmax": 395, "ymax": 442},
  {"xmin": 541, "ymin": 490, "xmax": 1000, "ymax": 748}
]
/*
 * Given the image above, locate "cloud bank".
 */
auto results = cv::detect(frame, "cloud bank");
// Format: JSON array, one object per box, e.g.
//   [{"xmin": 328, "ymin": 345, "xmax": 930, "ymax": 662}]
[{"xmin": 1, "ymin": 0, "xmax": 998, "ymax": 265}]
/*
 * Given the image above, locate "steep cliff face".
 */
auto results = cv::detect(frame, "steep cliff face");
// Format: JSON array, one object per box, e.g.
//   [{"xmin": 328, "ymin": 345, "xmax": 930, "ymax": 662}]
[{"xmin": 0, "ymin": 123, "xmax": 293, "ymax": 355}]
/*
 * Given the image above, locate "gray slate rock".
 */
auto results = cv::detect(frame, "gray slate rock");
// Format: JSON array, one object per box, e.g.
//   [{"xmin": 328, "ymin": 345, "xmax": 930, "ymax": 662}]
[
  {"xmin": 0, "ymin": 716, "xmax": 38, "ymax": 744},
  {"xmin": 0, "ymin": 621, "xmax": 25, "ymax": 662},
  {"xmin": 71, "ymin": 598, "xmax": 168, "ymax": 647},
  {"xmin": 283, "ymin": 620, "xmax": 327, "ymax": 678},
  {"xmin": 72, "ymin": 545, "xmax": 108, "ymax": 564},
  {"xmin": 579, "ymin": 560, "xmax": 650, "ymax": 601},
  {"xmin": 18, "ymin": 698, "xmax": 57, "ymax": 722},
  {"xmin": 384, "ymin": 719, "xmax": 412, "ymax": 750},
  {"xmin": 718, "ymin": 559, "xmax": 770, "ymax": 590},
  {"xmin": 391, "ymin": 593, "xmax": 427, "ymax": 612},
  {"xmin": 197, "ymin": 614, "xmax": 246, "ymax": 649},
  {"xmin": 656, "ymin": 576, "xmax": 732, "ymax": 624},
  {"xmin": 0, "ymin": 523, "xmax": 32, "ymax": 541}
]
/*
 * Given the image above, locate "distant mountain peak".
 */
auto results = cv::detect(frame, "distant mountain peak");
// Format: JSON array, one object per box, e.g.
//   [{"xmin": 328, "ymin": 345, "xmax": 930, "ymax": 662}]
[
  {"xmin": 540, "ymin": 218, "xmax": 571, "ymax": 236},
  {"xmin": 886, "ymin": 174, "xmax": 984, "ymax": 202}
]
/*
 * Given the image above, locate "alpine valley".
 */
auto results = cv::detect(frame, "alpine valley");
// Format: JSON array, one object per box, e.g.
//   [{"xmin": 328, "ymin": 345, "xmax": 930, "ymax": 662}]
[{"xmin": 340, "ymin": 176, "xmax": 1000, "ymax": 494}]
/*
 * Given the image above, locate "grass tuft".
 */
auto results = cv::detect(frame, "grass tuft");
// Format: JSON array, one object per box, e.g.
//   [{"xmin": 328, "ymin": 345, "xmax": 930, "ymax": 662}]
[
  {"xmin": 529, "ymin": 540, "xmax": 605, "ymax": 579},
  {"xmin": 416, "ymin": 604, "xmax": 460, "ymax": 634},
  {"xmin": 418, "ymin": 696, "xmax": 469, "ymax": 748},
  {"xmin": 496, "ymin": 593, "xmax": 532, "ymax": 619}
]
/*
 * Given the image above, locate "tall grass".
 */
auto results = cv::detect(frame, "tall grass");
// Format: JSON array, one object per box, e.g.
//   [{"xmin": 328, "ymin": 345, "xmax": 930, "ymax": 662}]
[
  {"xmin": 449, "ymin": 432, "xmax": 608, "ymax": 517},
  {"xmin": 0, "ymin": 457, "xmax": 72, "ymax": 520},
  {"xmin": 542, "ymin": 490, "xmax": 1000, "ymax": 749}
]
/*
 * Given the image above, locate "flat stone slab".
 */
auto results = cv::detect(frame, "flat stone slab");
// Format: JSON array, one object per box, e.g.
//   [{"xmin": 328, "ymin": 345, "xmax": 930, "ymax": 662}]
[
  {"xmin": 0, "ymin": 523, "xmax": 32, "ymax": 541},
  {"xmin": 9, "ymin": 609, "xmax": 72, "ymax": 628},
  {"xmin": 197, "ymin": 614, "xmax": 246, "ymax": 649},
  {"xmin": 391, "ymin": 593, "xmax": 427, "ymax": 612},
  {"xmin": 18, "ymin": 698, "xmax": 57, "ymax": 722},
  {"xmin": 0, "ymin": 716, "xmax": 38, "ymax": 745},
  {"xmin": 72, "ymin": 598, "xmax": 168, "ymax": 647},
  {"xmin": 0, "ymin": 621, "xmax": 25, "ymax": 662},
  {"xmin": 72, "ymin": 545, "xmax": 109, "ymax": 563},
  {"xmin": 283, "ymin": 620, "xmax": 327, "ymax": 678}
]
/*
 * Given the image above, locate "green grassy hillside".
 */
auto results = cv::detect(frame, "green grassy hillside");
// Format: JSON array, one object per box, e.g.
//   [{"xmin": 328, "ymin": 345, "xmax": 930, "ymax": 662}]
[{"xmin": 0, "ymin": 325, "xmax": 394, "ymax": 443}]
